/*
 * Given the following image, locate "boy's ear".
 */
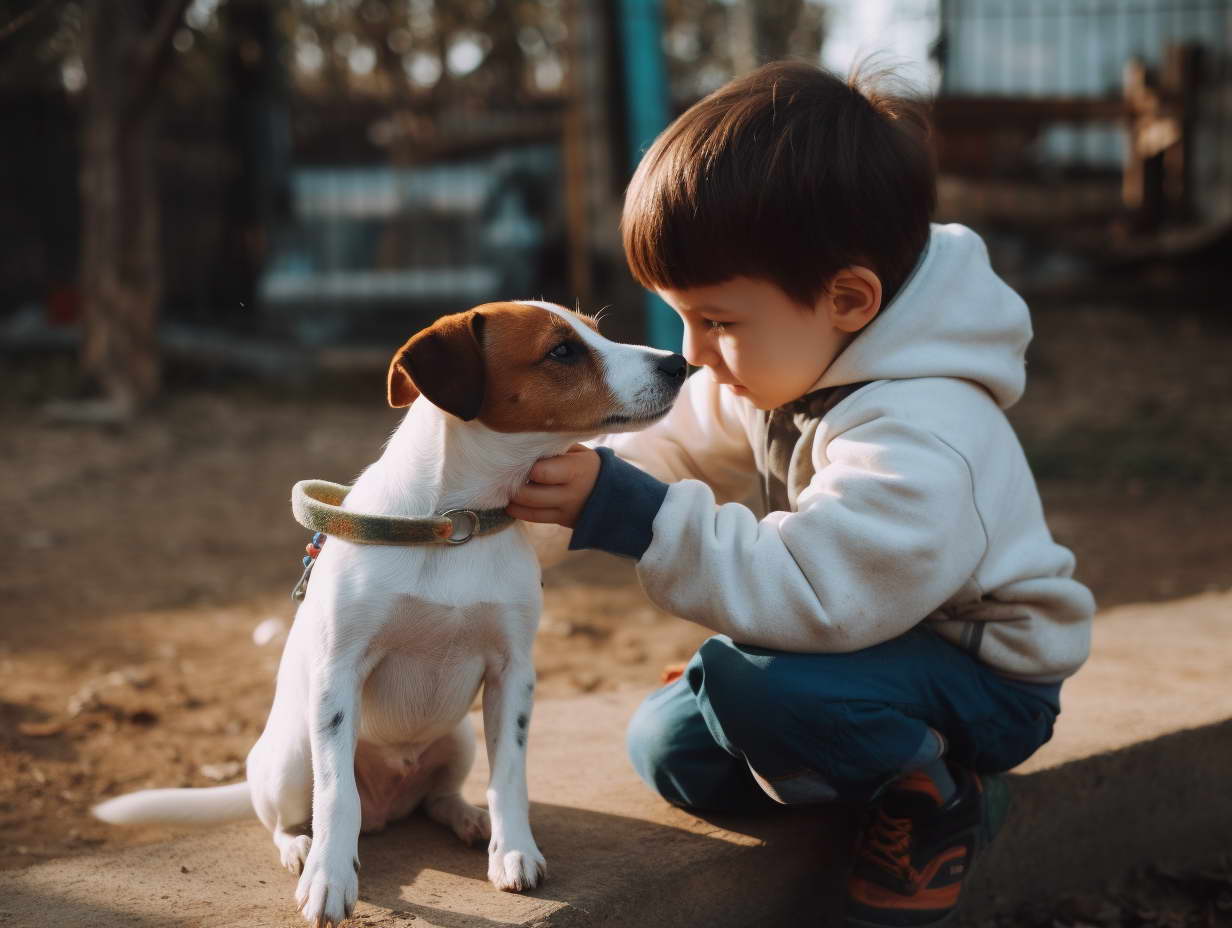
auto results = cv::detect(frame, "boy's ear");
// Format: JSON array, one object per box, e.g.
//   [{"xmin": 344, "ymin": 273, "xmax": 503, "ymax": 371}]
[
  {"xmin": 827, "ymin": 266, "xmax": 883, "ymax": 333},
  {"xmin": 387, "ymin": 310, "xmax": 487, "ymax": 419}
]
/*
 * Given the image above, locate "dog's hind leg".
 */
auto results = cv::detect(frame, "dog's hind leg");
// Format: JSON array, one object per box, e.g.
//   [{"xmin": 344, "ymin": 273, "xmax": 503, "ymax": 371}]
[
  {"xmin": 422, "ymin": 717, "xmax": 491, "ymax": 846},
  {"xmin": 247, "ymin": 709, "xmax": 315, "ymax": 875}
]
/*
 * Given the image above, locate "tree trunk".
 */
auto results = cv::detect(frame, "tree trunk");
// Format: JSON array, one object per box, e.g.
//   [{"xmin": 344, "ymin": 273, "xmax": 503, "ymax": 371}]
[{"xmin": 76, "ymin": 0, "xmax": 188, "ymax": 418}]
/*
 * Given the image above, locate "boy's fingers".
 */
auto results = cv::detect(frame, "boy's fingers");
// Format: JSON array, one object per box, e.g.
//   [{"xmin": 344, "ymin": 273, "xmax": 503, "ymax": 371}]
[
  {"xmin": 505, "ymin": 503, "xmax": 563, "ymax": 524},
  {"xmin": 510, "ymin": 483, "xmax": 568, "ymax": 507},
  {"xmin": 529, "ymin": 455, "xmax": 575, "ymax": 485}
]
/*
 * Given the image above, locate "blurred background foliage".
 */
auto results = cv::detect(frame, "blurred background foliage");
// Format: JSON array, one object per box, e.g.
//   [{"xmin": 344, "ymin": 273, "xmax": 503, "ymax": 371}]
[{"xmin": 0, "ymin": 0, "xmax": 1228, "ymax": 428}]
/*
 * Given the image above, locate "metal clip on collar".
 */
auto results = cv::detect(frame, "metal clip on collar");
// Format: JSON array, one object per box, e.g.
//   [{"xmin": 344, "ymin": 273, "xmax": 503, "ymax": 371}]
[{"xmin": 440, "ymin": 509, "xmax": 479, "ymax": 545}]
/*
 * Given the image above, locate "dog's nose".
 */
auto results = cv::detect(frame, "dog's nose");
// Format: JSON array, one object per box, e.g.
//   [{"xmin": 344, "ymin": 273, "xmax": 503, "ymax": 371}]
[{"xmin": 656, "ymin": 353, "xmax": 687, "ymax": 381}]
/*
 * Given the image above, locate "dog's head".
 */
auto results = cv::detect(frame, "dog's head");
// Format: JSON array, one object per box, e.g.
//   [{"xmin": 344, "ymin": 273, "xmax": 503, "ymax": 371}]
[{"xmin": 387, "ymin": 301, "xmax": 687, "ymax": 434}]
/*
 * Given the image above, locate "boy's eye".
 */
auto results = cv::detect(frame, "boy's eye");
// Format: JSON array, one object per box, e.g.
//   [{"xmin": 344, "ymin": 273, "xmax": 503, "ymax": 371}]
[{"xmin": 705, "ymin": 319, "xmax": 727, "ymax": 331}]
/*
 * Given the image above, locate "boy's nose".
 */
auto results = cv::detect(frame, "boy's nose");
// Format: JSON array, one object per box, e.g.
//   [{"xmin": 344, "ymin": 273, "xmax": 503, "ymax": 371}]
[{"xmin": 680, "ymin": 326, "xmax": 713, "ymax": 368}]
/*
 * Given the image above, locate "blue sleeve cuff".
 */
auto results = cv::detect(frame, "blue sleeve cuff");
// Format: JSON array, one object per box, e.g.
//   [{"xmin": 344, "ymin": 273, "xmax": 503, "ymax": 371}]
[{"xmin": 568, "ymin": 446, "xmax": 670, "ymax": 560}]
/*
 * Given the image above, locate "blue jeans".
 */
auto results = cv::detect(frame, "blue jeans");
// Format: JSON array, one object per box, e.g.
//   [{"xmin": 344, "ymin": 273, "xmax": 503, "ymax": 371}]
[{"xmin": 626, "ymin": 627, "xmax": 1061, "ymax": 811}]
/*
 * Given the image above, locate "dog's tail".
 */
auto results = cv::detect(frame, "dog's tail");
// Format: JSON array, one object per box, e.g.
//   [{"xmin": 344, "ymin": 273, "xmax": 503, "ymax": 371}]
[{"xmin": 92, "ymin": 781, "xmax": 254, "ymax": 826}]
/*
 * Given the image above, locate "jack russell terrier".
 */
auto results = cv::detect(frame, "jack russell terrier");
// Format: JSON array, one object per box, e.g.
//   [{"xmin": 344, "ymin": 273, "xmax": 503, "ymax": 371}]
[{"xmin": 94, "ymin": 300, "xmax": 687, "ymax": 927}]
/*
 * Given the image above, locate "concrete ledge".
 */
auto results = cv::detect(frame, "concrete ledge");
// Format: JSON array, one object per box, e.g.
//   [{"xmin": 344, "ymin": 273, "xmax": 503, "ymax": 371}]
[
  {"xmin": 963, "ymin": 590, "xmax": 1232, "ymax": 918},
  {"xmin": 1, "ymin": 592, "xmax": 1229, "ymax": 927}
]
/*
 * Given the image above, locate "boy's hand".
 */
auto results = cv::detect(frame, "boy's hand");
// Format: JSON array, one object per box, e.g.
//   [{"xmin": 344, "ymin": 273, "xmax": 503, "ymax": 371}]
[{"xmin": 507, "ymin": 444, "xmax": 601, "ymax": 528}]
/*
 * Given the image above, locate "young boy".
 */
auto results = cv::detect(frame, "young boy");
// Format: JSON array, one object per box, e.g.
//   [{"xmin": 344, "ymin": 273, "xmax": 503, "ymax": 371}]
[{"xmin": 507, "ymin": 60, "xmax": 1094, "ymax": 927}]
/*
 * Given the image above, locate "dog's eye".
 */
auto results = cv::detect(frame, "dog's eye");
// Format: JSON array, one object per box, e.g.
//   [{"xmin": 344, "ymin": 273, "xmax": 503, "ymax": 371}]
[{"xmin": 547, "ymin": 342, "xmax": 573, "ymax": 360}]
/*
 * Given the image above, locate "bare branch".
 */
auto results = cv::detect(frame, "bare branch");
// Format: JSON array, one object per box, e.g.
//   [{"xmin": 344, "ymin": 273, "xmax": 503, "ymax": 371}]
[
  {"xmin": 0, "ymin": 0, "xmax": 59, "ymax": 43},
  {"xmin": 125, "ymin": 0, "xmax": 193, "ymax": 121}
]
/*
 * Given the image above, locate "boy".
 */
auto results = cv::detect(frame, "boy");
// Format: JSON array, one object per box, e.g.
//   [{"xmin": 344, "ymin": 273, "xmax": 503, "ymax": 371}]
[{"xmin": 507, "ymin": 61, "xmax": 1094, "ymax": 927}]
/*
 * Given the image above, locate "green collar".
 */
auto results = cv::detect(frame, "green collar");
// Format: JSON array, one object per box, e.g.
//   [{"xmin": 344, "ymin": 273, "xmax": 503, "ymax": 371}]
[{"xmin": 291, "ymin": 479, "xmax": 516, "ymax": 546}]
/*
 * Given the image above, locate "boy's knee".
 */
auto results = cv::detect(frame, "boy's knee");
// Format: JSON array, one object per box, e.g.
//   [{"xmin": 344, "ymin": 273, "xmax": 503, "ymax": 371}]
[
  {"xmin": 625, "ymin": 687, "xmax": 677, "ymax": 780},
  {"xmin": 689, "ymin": 638, "xmax": 926, "ymax": 800},
  {"xmin": 625, "ymin": 679, "xmax": 773, "ymax": 812},
  {"xmin": 692, "ymin": 635, "xmax": 762, "ymax": 684},
  {"xmin": 690, "ymin": 636, "xmax": 788, "ymax": 726}
]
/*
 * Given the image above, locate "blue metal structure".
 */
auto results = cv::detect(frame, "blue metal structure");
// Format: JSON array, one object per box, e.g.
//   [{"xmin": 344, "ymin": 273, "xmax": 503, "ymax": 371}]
[{"xmin": 618, "ymin": 0, "xmax": 683, "ymax": 352}]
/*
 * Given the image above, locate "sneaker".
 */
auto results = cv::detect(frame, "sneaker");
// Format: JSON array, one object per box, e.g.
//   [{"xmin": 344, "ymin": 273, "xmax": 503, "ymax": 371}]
[{"xmin": 845, "ymin": 766, "xmax": 1010, "ymax": 928}]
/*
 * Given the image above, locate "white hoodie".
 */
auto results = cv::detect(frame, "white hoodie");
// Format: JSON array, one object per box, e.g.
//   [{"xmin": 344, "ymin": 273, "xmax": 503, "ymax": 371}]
[{"xmin": 553, "ymin": 223, "xmax": 1095, "ymax": 683}]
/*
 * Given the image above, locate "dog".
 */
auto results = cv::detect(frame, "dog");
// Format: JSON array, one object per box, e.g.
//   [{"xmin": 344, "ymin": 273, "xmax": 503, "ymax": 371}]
[{"xmin": 94, "ymin": 300, "xmax": 687, "ymax": 927}]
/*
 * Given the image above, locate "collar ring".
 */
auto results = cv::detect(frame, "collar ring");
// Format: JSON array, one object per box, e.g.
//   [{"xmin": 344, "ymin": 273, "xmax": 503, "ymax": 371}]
[{"xmin": 440, "ymin": 509, "xmax": 480, "ymax": 544}]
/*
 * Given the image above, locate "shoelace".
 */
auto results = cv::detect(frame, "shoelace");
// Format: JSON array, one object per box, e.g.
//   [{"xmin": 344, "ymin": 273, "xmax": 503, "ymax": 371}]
[{"xmin": 859, "ymin": 809, "xmax": 915, "ymax": 883}]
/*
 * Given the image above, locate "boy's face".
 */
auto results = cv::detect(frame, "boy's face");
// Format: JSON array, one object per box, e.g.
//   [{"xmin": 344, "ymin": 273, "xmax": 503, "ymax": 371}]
[{"xmin": 658, "ymin": 274, "xmax": 877, "ymax": 410}]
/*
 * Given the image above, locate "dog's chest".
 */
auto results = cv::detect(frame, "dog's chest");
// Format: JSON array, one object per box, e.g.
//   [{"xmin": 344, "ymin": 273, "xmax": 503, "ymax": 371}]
[
  {"xmin": 357, "ymin": 596, "xmax": 536, "ymax": 746},
  {"xmin": 312, "ymin": 529, "xmax": 541, "ymax": 746}
]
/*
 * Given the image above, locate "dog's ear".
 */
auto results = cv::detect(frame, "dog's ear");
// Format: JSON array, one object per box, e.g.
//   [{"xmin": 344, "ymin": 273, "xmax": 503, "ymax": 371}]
[
  {"xmin": 387, "ymin": 310, "xmax": 487, "ymax": 419},
  {"xmin": 387, "ymin": 340, "xmax": 420, "ymax": 408}
]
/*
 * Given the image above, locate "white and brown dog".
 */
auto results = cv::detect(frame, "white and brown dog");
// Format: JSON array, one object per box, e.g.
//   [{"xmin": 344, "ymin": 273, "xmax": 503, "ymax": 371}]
[{"xmin": 94, "ymin": 300, "xmax": 687, "ymax": 927}]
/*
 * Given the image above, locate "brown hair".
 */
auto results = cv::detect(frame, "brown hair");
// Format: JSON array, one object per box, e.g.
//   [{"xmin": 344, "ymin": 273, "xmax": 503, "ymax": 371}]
[{"xmin": 621, "ymin": 59, "xmax": 936, "ymax": 308}]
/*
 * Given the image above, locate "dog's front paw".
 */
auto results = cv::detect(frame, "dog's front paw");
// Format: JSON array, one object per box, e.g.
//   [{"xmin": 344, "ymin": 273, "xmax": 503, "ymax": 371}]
[
  {"xmin": 487, "ymin": 843, "xmax": 545, "ymax": 892},
  {"xmin": 295, "ymin": 848, "xmax": 359, "ymax": 927}
]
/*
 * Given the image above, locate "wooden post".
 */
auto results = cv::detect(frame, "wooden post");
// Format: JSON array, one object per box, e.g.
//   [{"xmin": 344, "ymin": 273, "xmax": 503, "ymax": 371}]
[
  {"xmin": 1162, "ymin": 43, "xmax": 1201, "ymax": 221},
  {"xmin": 1122, "ymin": 43, "xmax": 1200, "ymax": 233},
  {"xmin": 214, "ymin": 0, "xmax": 283, "ymax": 328},
  {"xmin": 1122, "ymin": 57, "xmax": 1157, "ymax": 225}
]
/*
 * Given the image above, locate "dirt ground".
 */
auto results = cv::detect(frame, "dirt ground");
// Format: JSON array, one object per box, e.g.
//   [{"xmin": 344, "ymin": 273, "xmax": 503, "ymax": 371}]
[{"xmin": 2, "ymin": 300, "xmax": 1230, "ymax": 920}]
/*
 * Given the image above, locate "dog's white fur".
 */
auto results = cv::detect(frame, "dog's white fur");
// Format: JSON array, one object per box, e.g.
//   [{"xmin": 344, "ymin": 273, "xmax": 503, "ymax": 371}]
[{"xmin": 94, "ymin": 301, "xmax": 683, "ymax": 927}]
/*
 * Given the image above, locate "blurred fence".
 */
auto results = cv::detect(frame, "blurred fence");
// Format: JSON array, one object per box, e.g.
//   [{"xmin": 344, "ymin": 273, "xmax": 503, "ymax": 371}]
[
  {"xmin": 0, "ymin": 0, "xmax": 582, "ymax": 350},
  {"xmin": 1, "ymin": 0, "xmax": 1228, "ymax": 363},
  {"xmin": 261, "ymin": 150, "xmax": 563, "ymax": 346},
  {"xmin": 933, "ymin": 0, "xmax": 1232, "ymax": 254}
]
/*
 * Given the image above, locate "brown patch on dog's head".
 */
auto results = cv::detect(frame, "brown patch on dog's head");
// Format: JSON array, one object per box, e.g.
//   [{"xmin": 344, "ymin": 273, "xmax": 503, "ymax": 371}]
[
  {"xmin": 387, "ymin": 303, "xmax": 617, "ymax": 432},
  {"xmin": 474, "ymin": 303, "xmax": 615, "ymax": 432}
]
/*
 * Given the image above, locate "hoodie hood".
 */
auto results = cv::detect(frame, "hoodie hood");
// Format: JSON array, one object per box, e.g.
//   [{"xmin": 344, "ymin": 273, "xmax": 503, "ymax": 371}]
[{"xmin": 814, "ymin": 223, "xmax": 1031, "ymax": 409}]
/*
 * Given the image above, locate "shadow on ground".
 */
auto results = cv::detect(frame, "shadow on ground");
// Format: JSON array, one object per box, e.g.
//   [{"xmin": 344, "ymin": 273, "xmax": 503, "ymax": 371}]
[{"xmin": 0, "ymin": 800, "xmax": 854, "ymax": 928}]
